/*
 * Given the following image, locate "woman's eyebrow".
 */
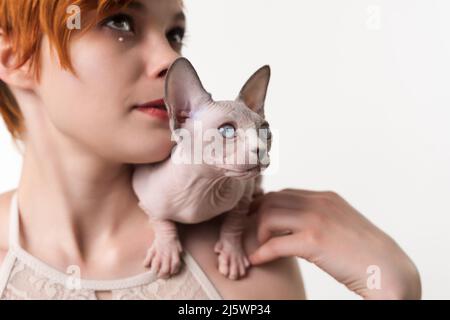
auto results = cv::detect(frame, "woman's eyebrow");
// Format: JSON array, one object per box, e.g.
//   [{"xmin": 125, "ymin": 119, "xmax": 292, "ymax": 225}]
[
  {"xmin": 127, "ymin": 1, "xmax": 145, "ymax": 12},
  {"xmin": 173, "ymin": 11, "xmax": 186, "ymax": 23},
  {"xmin": 126, "ymin": 1, "xmax": 185, "ymax": 23}
]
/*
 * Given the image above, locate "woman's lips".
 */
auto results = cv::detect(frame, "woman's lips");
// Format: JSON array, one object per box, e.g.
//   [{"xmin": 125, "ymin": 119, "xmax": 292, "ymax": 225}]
[{"xmin": 134, "ymin": 98, "xmax": 169, "ymax": 121}]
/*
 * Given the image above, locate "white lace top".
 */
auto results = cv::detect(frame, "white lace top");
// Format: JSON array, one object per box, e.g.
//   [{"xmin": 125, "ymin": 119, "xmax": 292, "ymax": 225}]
[{"xmin": 0, "ymin": 192, "xmax": 223, "ymax": 300}]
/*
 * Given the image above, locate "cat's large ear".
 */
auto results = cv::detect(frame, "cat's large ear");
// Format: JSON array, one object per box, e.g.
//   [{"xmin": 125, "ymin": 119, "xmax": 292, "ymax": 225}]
[
  {"xmin": 236, "ymin": 65, "xmax": 271, "ymax": 117},
  {"xmin": 164, "ymin": 57, "xmax": 212, "ymax": 130}
]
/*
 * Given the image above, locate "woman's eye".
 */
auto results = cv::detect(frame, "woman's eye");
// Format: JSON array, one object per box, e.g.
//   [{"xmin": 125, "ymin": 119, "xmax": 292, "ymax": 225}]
[
  {"xmin": 102, "ymin": 13, "xmax": 135, "ymax": 33},
  {"xmin": 167, "ymin": 26, "xmax": 185, "ymax": 47},
  {"xmin": 218, "ymin": 124, "xmax": 236, "ymax": 139}
]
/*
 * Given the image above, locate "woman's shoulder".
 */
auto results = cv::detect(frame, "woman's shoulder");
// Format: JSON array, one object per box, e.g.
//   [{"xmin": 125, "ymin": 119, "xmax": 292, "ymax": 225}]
[
  {"xmin": 0, "ymin": 189, "xmax": 15, "ymax": 266},
  {"xmin": 178, "ymin": 213, "xmax": 306, "ymax": 300}
]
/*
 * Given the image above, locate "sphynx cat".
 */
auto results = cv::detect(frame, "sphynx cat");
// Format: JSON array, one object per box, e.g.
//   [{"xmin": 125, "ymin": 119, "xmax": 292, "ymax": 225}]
[{"xmin": 132, "ymin": 57, "xmax": 272, "ymax": 280}]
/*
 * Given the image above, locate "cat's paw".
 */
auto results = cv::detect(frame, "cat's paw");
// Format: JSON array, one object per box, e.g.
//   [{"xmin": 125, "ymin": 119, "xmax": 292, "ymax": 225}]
[
  {"xmin": 214, "ymin": 236, "xmax": 251, "ymax": 280},
  {"xmin": 144, "ymin": 235, "xmax": 183, "ymax": 279}
]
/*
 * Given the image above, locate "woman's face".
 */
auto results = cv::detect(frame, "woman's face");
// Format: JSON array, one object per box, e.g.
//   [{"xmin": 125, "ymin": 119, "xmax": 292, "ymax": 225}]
[{"xmin": 34, "ymin": 0, "xmax": 184, "ymax": 163}]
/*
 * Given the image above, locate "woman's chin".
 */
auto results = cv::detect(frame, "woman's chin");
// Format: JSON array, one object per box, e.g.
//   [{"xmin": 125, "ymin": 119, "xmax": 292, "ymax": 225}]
[{"xmin": 130, "ymin": 151, "xmax": 172, "ymax": 164}]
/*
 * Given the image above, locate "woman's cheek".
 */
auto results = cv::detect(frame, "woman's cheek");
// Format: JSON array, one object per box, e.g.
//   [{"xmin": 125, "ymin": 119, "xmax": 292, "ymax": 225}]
[{"xmin": 37, "ymin": 34, "xmax": 175, "ymax": 164}]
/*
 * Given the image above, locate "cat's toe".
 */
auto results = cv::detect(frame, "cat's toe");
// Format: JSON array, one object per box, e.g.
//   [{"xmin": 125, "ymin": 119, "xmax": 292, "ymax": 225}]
[
  {"xmin": 238, "ymin": 259, "xmax": 247, "ymax": 278},
  {"xmin": 143, "ymin": 246, "xmax": 156, "ymax": 268},
  {"xmin": 144, "ymin": 237, "xmax": 183, "ymax": 278},
  {"xmin": 218, "ymin": 256, "xmax": 230, "ymax": 278},
  {"xmin": 215, "ymin": 238, "xmax": 250, "ymax": 280},
  {"xmin": 159, "ymin": 252, "xmax": 183, "ymax": 278},
  {"xmin": 231, "ymin": 255, "xmax": 250, "ymax": 280},
  {"xmin": 171, "ymin": 251, "xmax": 183, "ymax": 274},
  {"xmin": 214, "ymin": 241, "xmax": 223, "ymax": 253},
  {"xmin": 158, "ymin": 256, "xmax": 172, "ymax": 278},
  {"xmin": 217, "ymin": 250, "xmax": 250, "ymax": 280},
  {"xmin": 229, "ymin": 262, "xmax": 239, "ymax": 280},
  {"xmin": 148, "ymin": 254, "xmax": 161, "ymax": 274}
]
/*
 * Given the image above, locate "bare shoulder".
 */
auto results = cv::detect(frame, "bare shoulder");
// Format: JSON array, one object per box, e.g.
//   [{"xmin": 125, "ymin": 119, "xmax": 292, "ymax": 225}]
[
  {"xmin": 178, "ymin": 214, "xmax": 306, "ymax": 300},
  {"xmin": 0, "ymin": 189, "xmax": 15, "ymax": 266}
]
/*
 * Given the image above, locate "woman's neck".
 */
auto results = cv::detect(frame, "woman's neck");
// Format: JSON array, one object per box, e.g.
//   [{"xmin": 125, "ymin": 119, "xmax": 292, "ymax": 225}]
[{"xmin": 16, "ymin": 139, "xmax": 145, "ymax": 265}]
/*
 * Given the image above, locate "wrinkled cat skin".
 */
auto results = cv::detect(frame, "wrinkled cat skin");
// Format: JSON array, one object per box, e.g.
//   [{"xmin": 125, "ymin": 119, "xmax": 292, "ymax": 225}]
[{"xmin": 132, "ymin": 58, "xmax": 272, "ymax": 280}]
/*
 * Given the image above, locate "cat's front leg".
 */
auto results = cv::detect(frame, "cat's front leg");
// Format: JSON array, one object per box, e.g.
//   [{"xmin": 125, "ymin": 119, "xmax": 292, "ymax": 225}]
[
  {"xmin": 214, "ymin": 209, "xmax": 251, "ymax": 280},
  {"xmin": 140, "ymin": 203, "xmax": 183, "ymax": 279}
]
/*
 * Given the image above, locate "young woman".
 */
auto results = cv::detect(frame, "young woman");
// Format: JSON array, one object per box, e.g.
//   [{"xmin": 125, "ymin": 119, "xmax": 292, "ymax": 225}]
[{"xmin": 0, "ymin": 0, "xmax": 420, "ymax": 300}]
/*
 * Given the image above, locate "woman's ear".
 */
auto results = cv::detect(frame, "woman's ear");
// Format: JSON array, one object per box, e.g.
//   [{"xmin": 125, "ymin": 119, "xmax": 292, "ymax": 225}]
[{"xmin": 0, "ymin": 28, "xmax": 36, "ymax": 90}]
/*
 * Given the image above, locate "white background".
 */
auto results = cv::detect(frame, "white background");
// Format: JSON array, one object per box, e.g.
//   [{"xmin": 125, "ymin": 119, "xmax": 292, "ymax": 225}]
[{"xmin": 1, "ymin": 0, "xmax": 449, "ymax": 299}]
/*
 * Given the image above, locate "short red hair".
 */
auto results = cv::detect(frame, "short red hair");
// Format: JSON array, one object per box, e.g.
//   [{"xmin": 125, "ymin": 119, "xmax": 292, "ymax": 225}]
[{"xmin": 0, "ymin": 0, "xmax": 133, "ymax": 141}]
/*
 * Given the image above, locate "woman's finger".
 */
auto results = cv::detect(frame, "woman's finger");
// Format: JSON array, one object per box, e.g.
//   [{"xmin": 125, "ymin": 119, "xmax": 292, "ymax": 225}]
[
  {"xmin": 255, "ymin": 207, "xmax": 306, "ymax": 244},
  {"xmin": 249, "ymin": 231, "xmax": 318, "ymax": 265},
  {"xmin": 249, "ymin": 191, "xmax": 308, "ymax": 214},
  {"xmin": 248, "ymin": 233, "xmax": 302, "ymax": 265}
]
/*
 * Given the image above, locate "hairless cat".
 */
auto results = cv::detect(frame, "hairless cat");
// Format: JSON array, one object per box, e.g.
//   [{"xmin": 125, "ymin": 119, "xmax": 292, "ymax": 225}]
[{"xmin": 132, "ymin": 57, "xmax": 272, "ymax": 280}]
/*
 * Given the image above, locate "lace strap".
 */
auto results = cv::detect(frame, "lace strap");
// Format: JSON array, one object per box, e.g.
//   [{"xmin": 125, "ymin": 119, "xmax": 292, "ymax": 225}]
[
  {"xmin": 183, "ymin": 250, "xmax": 223, "ymax": 300},
  {"xmin": 8, "ymin": 191, "xmax": 19, "ymax": 248}
]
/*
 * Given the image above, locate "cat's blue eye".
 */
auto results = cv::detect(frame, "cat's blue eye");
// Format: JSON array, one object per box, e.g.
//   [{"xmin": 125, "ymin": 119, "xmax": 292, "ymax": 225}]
[
  {"xmin": 102, "ymin": 13, "xmax": 135, "ymax": 34},
  {"xmin": 218, "ymin": 124, "xmax": 236, "ymax": 139},
  {"xmin": 259, "ymin": 126, "xmax": 272, "ymax": 140}
]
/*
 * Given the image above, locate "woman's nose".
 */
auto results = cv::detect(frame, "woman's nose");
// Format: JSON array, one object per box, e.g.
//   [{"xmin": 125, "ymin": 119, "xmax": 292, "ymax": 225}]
[
  {"xmin": 146, "ymin": 40, "xmax": 181, "ymax": 80},
  {"xmin": 156, "ymin": 54, "xmax": 178, "ymax": 78}
]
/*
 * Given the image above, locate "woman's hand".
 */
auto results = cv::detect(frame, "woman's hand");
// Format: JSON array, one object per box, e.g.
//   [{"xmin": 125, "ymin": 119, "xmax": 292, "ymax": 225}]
[{"xmin": 247, "ymin": 188, "xmax": 421, "ymax": 299}]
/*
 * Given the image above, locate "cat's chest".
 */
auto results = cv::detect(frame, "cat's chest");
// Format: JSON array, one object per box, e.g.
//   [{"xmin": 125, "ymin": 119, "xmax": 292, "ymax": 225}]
[
  {"xmin": 214, "ymin": 178, "xmax": 248, "ymax": 203},
  {"xmin": 175, "ymin": 178, "xmax": 252, "ymax": 223}
]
